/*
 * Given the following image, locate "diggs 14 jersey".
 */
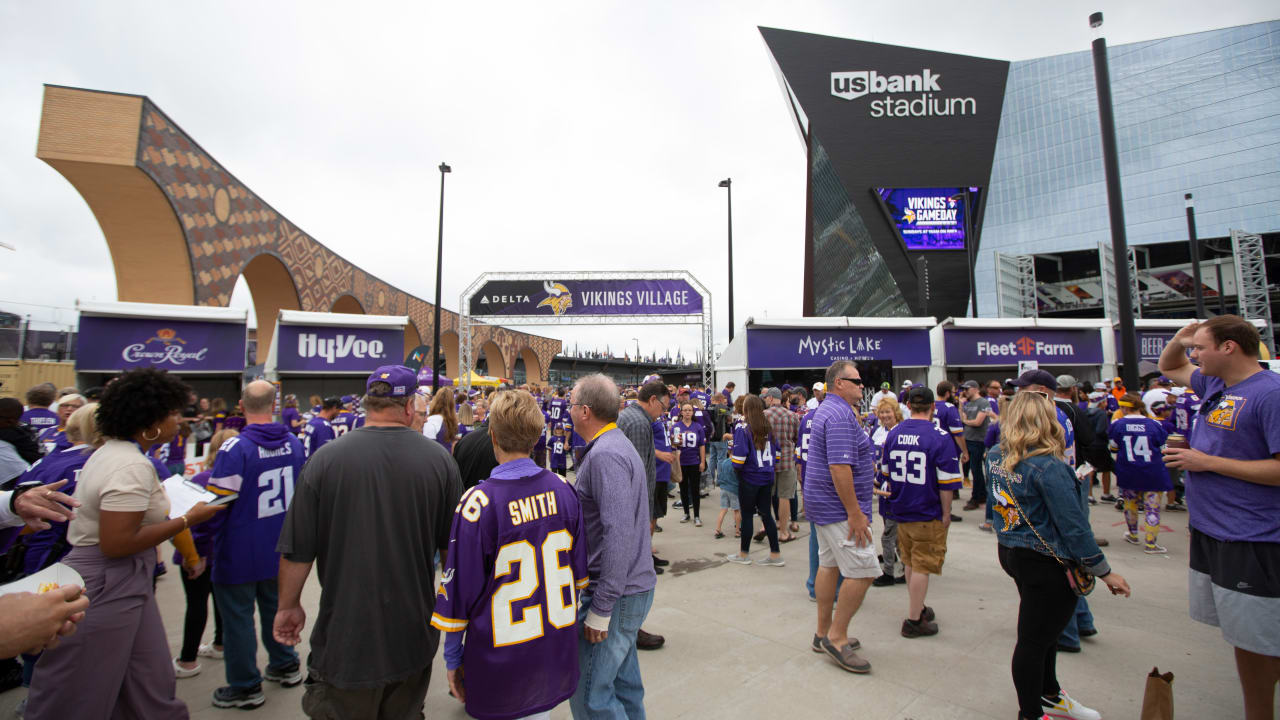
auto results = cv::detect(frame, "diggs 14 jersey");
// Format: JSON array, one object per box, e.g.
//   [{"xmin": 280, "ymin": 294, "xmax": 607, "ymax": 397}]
[{"xmin": 431, "ymin": 467, "xmax": 588, "ymax": 720}]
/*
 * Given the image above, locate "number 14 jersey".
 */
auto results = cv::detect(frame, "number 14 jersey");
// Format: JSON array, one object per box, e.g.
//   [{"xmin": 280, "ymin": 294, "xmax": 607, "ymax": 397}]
[{"xmin": 432, "ymin": 460, "xmax": 589, "ymax": 720}]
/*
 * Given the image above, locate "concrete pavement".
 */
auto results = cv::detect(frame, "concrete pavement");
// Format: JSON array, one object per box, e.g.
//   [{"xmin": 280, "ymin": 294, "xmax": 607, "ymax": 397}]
[{"xmin": 0, "ymin": 487, "xmax": 1255, "ymax": 719}]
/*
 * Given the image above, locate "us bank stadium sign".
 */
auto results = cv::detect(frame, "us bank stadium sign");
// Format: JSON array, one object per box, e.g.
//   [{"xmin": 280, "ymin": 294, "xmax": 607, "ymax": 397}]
[
  {"xmin": 830, "ymin": 68, "xmax": 977, "ymax": 118},
  {"xmin": 468, "ymin": 278, "xmax": 703, "ymax": 317}
]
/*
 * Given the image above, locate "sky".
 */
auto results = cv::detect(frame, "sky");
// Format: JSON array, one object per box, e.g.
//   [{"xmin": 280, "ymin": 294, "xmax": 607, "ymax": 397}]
[{"xmin": 1, "ymin": 0, "xmax": 1274, "ymax": 362}]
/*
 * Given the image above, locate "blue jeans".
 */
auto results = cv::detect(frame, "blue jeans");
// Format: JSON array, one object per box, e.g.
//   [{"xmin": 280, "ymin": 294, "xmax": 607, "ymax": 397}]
[
  {"xmin": 806, "ymin": 522, "xmax": 819, "ymax": 598},
  {"xmin": 214, "ymin": 579, "xmax": 298, "ymax": 689},
  {"xmin": 1058, "ymin": 595, "xmax": 1095, "ymax": 648},
  {"xmin": 570, "ymin": 588, "xmax": 653, "ymax": 719},
  {"xmin": 707, "ymin": 441, "xmax": 727, "ymax": 484}
]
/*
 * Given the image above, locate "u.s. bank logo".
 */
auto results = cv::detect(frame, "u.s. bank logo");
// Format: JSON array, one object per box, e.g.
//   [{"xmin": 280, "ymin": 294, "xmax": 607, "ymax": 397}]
[{"xmin": 831, "ymin": 71, "xmax": 870, "ymax": 100}]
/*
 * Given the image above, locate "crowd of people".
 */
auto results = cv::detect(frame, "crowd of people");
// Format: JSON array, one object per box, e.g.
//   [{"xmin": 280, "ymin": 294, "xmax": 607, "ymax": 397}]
[{"xmin": 0, "ymin": 314, "xmax": 1276, "ymax": 719}]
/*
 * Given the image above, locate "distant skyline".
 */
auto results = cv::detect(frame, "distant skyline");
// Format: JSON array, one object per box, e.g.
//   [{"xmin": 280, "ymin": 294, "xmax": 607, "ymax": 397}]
[{"xmin": 2, "ymin": 1, "xmax": 1274, "ymax": 360}]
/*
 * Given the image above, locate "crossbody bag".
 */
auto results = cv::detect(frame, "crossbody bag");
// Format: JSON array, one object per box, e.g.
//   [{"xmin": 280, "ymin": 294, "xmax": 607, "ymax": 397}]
[{"xmin": 995, "ymin": 465, "xmax": 1095, "ymax": 597}]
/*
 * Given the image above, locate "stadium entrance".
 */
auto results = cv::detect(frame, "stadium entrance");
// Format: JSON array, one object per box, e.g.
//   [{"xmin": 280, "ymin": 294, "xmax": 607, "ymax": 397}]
[{"xmin": 459, "ymin": 271, "xmax": 713, "ymax": 391}]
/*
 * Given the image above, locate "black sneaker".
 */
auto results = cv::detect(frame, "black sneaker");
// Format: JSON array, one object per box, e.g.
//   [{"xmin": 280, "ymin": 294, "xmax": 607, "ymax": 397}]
[
  {"xmin": 872, "ymin": 573, "xmax": 896, "ymax": 587},
  {"xmin": 901, "ymin": 617, "xmax": 939, "ymax": 638},
  {"xmin": 263, "ymin": 662, "xmax": 303, "ymax": 687},
  {"xmin": 949, "ymin": 513, "xmax": 963, "ymax": 522},
  {"xmin": 1099, "ymin": 493, "xmax": 1116, "ymax": 502},
  {"xmin": 920, "ymin": 605, "xmax": 936, "ymax": 622},
  {"xmin": 652, "ymin": 556, "xmax": 670, "ymax": 567},
  {"xmin": 212, "ymin": 684, "xmax": 266, "ymax": 709}
]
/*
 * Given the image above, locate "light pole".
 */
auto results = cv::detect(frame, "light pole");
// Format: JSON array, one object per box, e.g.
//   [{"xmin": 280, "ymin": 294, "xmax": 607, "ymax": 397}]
[
  {"xmin": 1089, "ymin": 12, "xmax": 1139, "ymax": 391},
  {"xmin": 1185, "ymin": 193, "xmax": 1206, "ymax": 317},
  {"xmin": 431, "ymin": 162, "xmax": 451, "ymax": 391},
  {"xmin": 718, "ymin": 178, "xmax": 735, "ymax": 342}
]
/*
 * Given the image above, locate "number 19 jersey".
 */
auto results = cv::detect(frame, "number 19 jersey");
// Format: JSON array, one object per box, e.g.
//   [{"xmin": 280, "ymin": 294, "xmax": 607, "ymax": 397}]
[{"xmin": 431, "ymin": 462, "xmax": 589, "ymax": 720}]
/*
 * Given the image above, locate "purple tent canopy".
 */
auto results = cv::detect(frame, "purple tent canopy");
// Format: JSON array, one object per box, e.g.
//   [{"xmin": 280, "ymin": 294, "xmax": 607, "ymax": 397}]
[{"xmin": 417, "ymin": 368, "xmax": 452, "ymax": 387}]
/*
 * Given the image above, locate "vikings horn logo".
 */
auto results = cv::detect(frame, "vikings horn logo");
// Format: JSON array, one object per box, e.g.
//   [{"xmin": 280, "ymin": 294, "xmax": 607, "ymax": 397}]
[
  {"xmin": 902, "ymin": 208, "xmax": 916, "ymax": 224},
  {"xmin": 537, "ymin": 281, "xmax": 573, "ymax": 316},
  {"xmin": 435, "ymin": 568, "xmax": 454, "ymax": 601},
  {"xmin": 993, "ymin": 487, "xmax": 1021, "ymax": 532}
]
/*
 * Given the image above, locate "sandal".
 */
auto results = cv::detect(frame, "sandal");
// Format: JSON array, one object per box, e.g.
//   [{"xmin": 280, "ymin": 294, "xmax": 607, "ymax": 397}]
[
  {"xmin": 714, "ymin": 531, "xmax": 725, "ymax": 539},
  {"xmin": 789, "ymin": 522, "xmax": 800, "ymax": 533},
  {"xmin": 779, "ymin": 534, "xmax": 797, "ymax": 543}
]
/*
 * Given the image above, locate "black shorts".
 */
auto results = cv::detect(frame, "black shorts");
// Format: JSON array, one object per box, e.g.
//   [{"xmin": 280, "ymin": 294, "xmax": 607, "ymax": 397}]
[
  {"xmin": 653, "ymin": 482, "xmax": 668, "ymax": 519},
  {"xmin": 1188, "ymin": 528, "xmax": 1280, "ymax": 655}
]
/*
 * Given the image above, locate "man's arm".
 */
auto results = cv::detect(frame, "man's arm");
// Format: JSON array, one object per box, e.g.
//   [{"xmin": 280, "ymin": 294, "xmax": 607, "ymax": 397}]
[
  {"xmin": 581, "ymin": 454, "xmax": 639, "ymax": 632},
  {"xmin": 273, "ymin": 557, "xmax": 313, "ymax": 645},
  {"xmin": 828, "ymin": 464, "xmax": 871, "ymax": 546},
  {"xmin": 1163, "ymin": 450, "xmax": 1280, "ymax": 487},
  {"xmin": 1158, "ymin": 322, "xmax": 1198, "ymax": 387}
]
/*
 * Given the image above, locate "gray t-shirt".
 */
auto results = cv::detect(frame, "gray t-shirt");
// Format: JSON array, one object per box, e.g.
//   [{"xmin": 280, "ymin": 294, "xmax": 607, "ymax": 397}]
[
  {"xmin": 962, "ymin": 398, "xmax": 992, "ymax": 443},
  {"xmin": 276, "ymin": 425, "xmax": 463, "ymax": 688}
]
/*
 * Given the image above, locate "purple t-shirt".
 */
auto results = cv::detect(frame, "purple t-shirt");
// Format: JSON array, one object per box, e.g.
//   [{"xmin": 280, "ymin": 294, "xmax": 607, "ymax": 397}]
[
  {"xmin": 984, "ymin": 421, "xmax": 1001, "ymax": 449},
  {"xmin": 729, "ymin": 425, "xmax": 777, "ymax": 486},
  {"xmin": 282, "ymin": 407, "xmax": 303, "ymax": 434},
  {"xmin": 1187, "ymin": 369, "xmax": 1280, "ymax": 542},
  {"xmin": 19, "ymin": 408, "xmax": 58, "ymax": 433},
  {"xmin": 878, "ymin": 418, "xmax": 962, "ymax": 523},
  {"xmin": 431, "ymin": 460, "xmax": 587, "ymax": 720},
  {"xmin": 672, "ymin": 420, "xmax": 706, "ymax": 466},
  {"xmin": 803, "ymin": 395, "xmax": 875, "ymax": 524},
  {"xmin": 1108, "ymin": 416, "xmax": 1171, "ymax": 491}
]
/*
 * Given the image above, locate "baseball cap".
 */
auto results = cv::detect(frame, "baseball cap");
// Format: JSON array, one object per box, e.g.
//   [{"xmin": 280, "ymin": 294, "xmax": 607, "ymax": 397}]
[
  {"xmin": 901, "ymin": 380, "xmax": 912, "ymax": 388},
  {"xmin": 905, "ymin": 386, "xmax": 935, "ymax": 405},
  {"xmin": 322, "ymin": 396, "xmax": 343, "ymax": 409},
  {"xmin": 1113, "ymin": 376, "xmax": 1124, "ymax": 383},
  {"xmin": 1150, "ymin": 400, "xmax": 1169, "ymax": 412},
  {"xmin": 1055, "ymin": 374, "xmax": 1078, "ymax": 389},
  {"xmin": 1088, "ymin": 391, "xmax": 1106, "ymax": 401},
  {"xmin": 880, "ymin": 381, "xmax": 891, "ymax": 390},
  {"xmin": 1012, "ymin": 369, "xmax": 1059, "ymax": 391},
  {"xmin": 764, "ymin": 387, "xmax": 782, "ymax": 399},
  {"xmin": 1093, "ymin": 382, "xmax": 1107, "ymax": 390},
  {"xmin": 815, "ymin": 381, "xmax": 827, "ymax": 391},
  {"xmin": 960, "ymin": 380, "xmax": 979, "ymax": 389},
  {"xmin": 366, "ymin": 365, "xmax": 416, "ymax": 397},
  {"xmin": 1156, "ymin": 375, "xmax": 1171, "ymax": 384},
  {"xmin": 781, "ymin": 384, "xmax": 792, "ymax": 391},
  {"xmin": 340, "ymin": 395, "xmax": 354, "ymax": 404}
]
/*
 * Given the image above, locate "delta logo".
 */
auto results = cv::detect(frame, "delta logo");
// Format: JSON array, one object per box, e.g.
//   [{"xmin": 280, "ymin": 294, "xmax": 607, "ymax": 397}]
[
  {"xmin": 830, "ymin": 68, "xmax": 977, "ymax": 118},
  {"xmin": 976, "ymin": 336, "xmax": 1075, "ymax": 358}
]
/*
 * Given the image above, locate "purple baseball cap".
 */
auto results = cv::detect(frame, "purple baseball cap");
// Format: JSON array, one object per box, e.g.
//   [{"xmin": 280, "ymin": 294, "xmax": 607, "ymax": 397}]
[{"xmin": 366, "ymin": 365, "xmax": 416, "ymax": 397}]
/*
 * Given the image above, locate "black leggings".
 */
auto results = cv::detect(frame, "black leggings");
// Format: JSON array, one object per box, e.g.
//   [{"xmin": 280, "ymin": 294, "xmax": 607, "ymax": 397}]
[
  {"xmin": 997, "ymin": 544, "xmax": 1079, "ymax": 719},
  {"xmin": 680, "ymin": 464, "xmax": 702, "ymax": 519},
  {"xmin": 739, "ymin": 479, "xmax": 780, "ymax": 554},
  {"xmin": 179, "ymin": 565, "xmax": 224, "ymax": 662}
]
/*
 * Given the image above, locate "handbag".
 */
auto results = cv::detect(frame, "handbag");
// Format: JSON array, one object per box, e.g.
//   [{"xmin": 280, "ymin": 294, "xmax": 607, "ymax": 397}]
[{"xmin": 995, "ymin": 464, "xmax": 1095, "ymax": 597}]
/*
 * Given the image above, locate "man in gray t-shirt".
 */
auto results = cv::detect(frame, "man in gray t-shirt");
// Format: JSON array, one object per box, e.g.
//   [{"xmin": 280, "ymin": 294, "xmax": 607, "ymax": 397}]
[
  {"xmin": 959, "ymin": 381, "xmax": 993, "ymax": 513},
  {"xmin": 274, "ymin": 365, "xmax": 463, "ymax": 716}
]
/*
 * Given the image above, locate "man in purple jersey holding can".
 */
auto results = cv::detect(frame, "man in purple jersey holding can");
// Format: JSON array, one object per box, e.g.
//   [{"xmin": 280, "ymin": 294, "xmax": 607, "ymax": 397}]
[{"xmin": 1161, "ymin": 315, "xmax": 1280, "ymax": 719}]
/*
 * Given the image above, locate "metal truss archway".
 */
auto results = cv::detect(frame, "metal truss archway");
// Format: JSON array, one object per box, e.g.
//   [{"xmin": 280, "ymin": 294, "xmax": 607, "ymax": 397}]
[{"xmin": 459, "ymin": 270, "xmax": 713, "ymax": 391}]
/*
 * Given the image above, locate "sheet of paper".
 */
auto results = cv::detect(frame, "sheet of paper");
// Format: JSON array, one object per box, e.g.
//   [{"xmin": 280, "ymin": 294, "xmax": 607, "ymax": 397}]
[
  {"xmin": 163, "ymin": 475, "xmax": 215, "ymax": 518},
  {"xmin": 0, "ymin": 563, "xmax": 85, "ymax": 596}
]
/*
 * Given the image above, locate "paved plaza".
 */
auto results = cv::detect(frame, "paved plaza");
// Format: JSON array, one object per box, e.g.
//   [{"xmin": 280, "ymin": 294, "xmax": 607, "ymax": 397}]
[{"xmin": 0, "ymin": 486, "xmax": 1255, "ymax": 719}]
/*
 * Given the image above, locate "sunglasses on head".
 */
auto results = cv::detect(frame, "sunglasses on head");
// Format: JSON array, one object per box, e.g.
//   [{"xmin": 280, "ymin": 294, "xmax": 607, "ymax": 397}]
[{"xmin": 1023, "ymin": 390, "xmax": 1052, "ymax": 401}]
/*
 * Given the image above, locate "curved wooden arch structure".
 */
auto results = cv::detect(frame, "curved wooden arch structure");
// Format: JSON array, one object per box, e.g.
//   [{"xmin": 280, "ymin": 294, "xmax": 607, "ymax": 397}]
[{"xmin": 36, "ymin": 85, "xmax": 558, "ymax": 381}]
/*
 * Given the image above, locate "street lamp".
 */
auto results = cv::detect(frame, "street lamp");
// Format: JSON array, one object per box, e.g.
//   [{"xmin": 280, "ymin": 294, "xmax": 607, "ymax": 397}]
[
  {"xmin": 431, "ymin": 162, "xmax": 451, "ymax": 391},
  {"xmin": 1185, "ymin": 193, "xmax": 1206, "ymax": 317},
  {"xmin": 1089, "ymin": 12, "xmax": 1139, "ymax": 390},
  {"xmin": 718, "ymin": 178, "xmax": 735, "ymax": 342}
]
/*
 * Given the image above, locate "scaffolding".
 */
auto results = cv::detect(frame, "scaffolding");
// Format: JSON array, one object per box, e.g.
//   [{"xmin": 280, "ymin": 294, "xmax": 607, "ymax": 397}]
[
  {"xmin": 994, "ymin": 252, "xmax": 1037, "ymax": 318},
  {"xmin": 1231, "ymin": 229, "xmax": 1274, "ymax": 352},
  {"xmin": 1098, "ymin": 242, "xmax": 1141, "ymax": 320}
]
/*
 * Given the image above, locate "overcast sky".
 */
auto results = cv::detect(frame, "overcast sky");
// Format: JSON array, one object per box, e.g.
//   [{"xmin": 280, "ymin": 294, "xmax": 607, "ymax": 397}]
[{"xmin": 1, "ymin": 1, "xmax": 1274, "ymax": 362}]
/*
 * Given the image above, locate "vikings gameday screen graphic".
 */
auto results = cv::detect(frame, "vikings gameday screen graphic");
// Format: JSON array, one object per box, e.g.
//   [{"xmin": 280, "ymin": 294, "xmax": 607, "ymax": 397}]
[{"xmin": 874, "ymin": 187, "xmax": 980, "ymax": 251}]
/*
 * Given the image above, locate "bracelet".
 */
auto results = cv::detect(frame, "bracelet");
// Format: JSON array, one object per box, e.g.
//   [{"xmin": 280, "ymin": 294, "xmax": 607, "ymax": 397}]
[{"xmin": 180, "ymin": 514, "xmax": 190, "ymax": 531}]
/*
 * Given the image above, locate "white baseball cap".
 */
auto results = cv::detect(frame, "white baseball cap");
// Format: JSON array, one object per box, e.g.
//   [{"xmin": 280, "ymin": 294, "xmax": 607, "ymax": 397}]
[
  {"xmin": 901, "ymin": 380, "xmax": 912, "ymax": 388},
  {"xmin": 812, "ymin": 381, "xmax": 824, "ymax": 391}
]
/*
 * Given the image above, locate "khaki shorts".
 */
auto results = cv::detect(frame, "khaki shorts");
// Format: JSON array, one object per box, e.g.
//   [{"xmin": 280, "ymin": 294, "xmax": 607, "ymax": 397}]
[
  {"xmin": 814, "ymin": 520, "xmax": 880, "ymax": 579},
  {"xmin": 898, "ymin": 519, "xmax": 949, "ymax": 575},
  {"xmin": 774, "ymin": 467, "xmax": 798, "ymax": 497}
]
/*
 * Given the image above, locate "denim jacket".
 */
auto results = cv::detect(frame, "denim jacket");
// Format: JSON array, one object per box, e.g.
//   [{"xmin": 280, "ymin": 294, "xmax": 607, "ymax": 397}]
[{"xmin": 985, "ymin": 446, "xmax": 1111, "ymax": 577}]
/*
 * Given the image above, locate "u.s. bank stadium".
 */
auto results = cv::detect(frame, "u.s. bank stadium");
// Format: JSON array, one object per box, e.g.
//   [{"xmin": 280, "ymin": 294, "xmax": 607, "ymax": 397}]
[{"xmin": 712, "ymin": 21, "xmax": 1279, "ymax": 395}]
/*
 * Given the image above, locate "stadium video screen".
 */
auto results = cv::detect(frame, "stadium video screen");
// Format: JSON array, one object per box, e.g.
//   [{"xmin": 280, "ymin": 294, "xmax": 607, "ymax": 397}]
[{"xmin": 874, "ymin": 187, "xmax": 980, "ymax": 251}]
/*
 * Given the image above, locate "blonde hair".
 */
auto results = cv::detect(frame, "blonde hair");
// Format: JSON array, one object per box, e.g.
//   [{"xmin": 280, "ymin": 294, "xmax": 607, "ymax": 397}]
[
  {"xmin": 65, "ymin": 402, "xmax": 103, "ymax": 448},
  {"xmin": 999, "ymin": 391, "xmax": 1065, "ymax": 471},
  {"xmin": 457, "ymin": 403, "xmax": 475, "ymax": 426},
  {"xmin": 204, "ymin": 429, "xmax": 240, "ymax": 471},
  {"xmin": 874, "ymin": 396, "xmax": 903, "ymax": 424},
  {"xmin": 488, "ymin": 390, "xmax": 545, "ymax": 455}
]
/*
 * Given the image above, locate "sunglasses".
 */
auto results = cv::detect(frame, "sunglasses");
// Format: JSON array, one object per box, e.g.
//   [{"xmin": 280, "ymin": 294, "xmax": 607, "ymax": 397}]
[
  {"xmin": 836, "ymin": 376, "xmax": 864, "ymax": 386},
  {"xmin": 1198, "ymin": 390, "xmax": 1223, "ymax": 417},
  {"xmin": 1023, "ymin": 390, "xmax": 1052, "ymax": 402}
]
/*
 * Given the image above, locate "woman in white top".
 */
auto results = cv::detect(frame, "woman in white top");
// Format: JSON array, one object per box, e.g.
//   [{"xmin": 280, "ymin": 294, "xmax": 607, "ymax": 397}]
[
  {"xmin": 871, "ymin": 396, "xmax": 906, "ymax": 587},
  {"xmin": 26, "ymin": 368, "xmax": 224, "ymax": 720}
]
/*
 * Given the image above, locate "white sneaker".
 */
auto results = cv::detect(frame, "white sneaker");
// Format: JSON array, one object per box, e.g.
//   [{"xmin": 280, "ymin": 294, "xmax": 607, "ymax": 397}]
[
  {"xmin": 727, "ymin": 554, "xmax": 752, "ymax": 565},
  {"xmin": 197, "ymin": 643, "xmax": 223, "ymax": 659},
  {"xmin": 173, "ymin": 658, "xmax": 201, "ymax": 678},
  {"xmin": 694, "ymin": 517, "xmax": 703, "ymax": 527},
  {"xmin": 758, "ymin": 556, "xmax": 786, "ymax": 567},
  {"xmin": 1042, "ymin": 689, "xmax": 1101, "ymax": 720}
]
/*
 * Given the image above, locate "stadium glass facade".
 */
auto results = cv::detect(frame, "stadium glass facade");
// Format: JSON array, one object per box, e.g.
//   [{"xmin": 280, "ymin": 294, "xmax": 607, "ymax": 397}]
[{"xmin": 974, "ymin": 21, "xmax": 1280, "ymax": 317}]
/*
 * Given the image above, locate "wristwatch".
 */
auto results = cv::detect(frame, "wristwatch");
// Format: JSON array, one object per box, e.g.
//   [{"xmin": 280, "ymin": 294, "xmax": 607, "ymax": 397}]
[{"xmin": 9, "ymin": 481, "xmax": 44, "ymax": 514}]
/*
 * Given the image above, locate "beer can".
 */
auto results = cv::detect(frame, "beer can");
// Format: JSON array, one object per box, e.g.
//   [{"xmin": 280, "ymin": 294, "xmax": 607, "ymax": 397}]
[{"xmin": 1167, "ymin": 433, "xmax": 1188, "ymax": 449}]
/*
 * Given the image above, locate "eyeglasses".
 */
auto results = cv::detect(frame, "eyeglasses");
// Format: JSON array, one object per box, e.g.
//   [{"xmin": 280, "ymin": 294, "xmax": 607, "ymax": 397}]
[{"xmin": 836, "ymin": 377, "xmax": 864, "ymax": 386}]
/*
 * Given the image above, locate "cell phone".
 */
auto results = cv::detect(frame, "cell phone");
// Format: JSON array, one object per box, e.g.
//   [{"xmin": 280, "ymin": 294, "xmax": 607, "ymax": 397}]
[{"xmin": 206, "ymin": 493, "xmax": 239, "ymax": 507}]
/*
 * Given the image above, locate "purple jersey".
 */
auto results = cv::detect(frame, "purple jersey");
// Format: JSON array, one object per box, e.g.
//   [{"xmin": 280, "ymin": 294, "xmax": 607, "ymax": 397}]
[
  {"xmin": 534, "ymin": 411, "xmax": 549, "ymax": 451},
  {"xmin": 1172, "ymin": 390, "xmax": 1201, "ymax": 435},
  {"xmin": 1108, "ymin": 416, "xmax": 1172, "ymax": 492},
  {"xmin": 1187, "ymin": 369, "xmax": 1280, "ymax": 542},
  {"xmin": 652, "ymin": 419, "xmax": 672, "ymax": 483},
  {"xmin": 878, "ymin": 419, "xmax": 962, "ymax": 522},
  {"xmin": 302, "ymin": 416, "xmax": 335, "ymax": 458},
  {"xmin": 546, "ymin": 398, "xmax": 570, "ymax": 425},
  {"xmin": 18, "ymin": 444, "xmax": 93, "ymax": 573},
  {"xmin": 795, "ymin": 409, "xmax": 816, "ymax": 471},
  {"xmin": 672, "ymin": 420, "xmax": 706, "ymax": 466},
  {"xmin": 431, "ymin": 461, "xmax": 588, "ymax": 720},
  {"xmin": 933, "ymin": 400, "xmax": 963, "ymax": 437},
  {"xmin": 150, "ymin": 434, "xmax": 185, "ymax": 469},
  {"xmin": 984, "ymin": 420, "xmax": 1001, "ymax": 449},
  {"xmin": 38, "ymin": 426, "xmax": 71, "ymax": 455},
  {"xmin": 331, "ymin": 411, "xmax": 356, "ymax": 437},
  {"xmin": 282, "ymin": 407, "xmax": 303, "ymax": 434},
  {"xmin": 19, "ymin": 408, "xmax": 58, "ymax": 433},
  {"xmin": 549, "ymin": 433, "xmax": 568, "ymax": 470},
  {"xmin": 207, "ymin": 423, "xmax": 306, "ymax": 585},
  {"xmin": 988, "ymin": 397, "xmax": 1000, "ymax": 414},
  {"xmin": 729, "ymin": 425, "xmax": 778, "ymax": 486}
]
